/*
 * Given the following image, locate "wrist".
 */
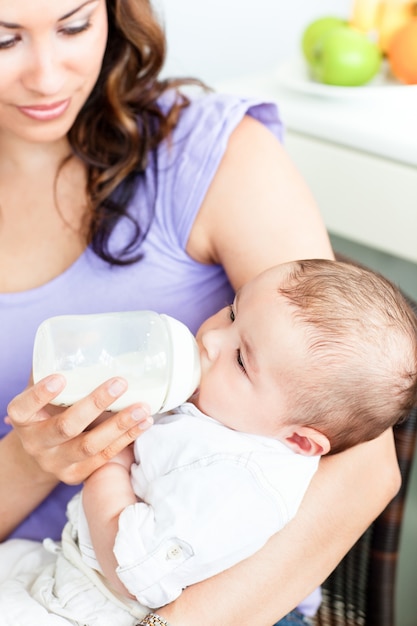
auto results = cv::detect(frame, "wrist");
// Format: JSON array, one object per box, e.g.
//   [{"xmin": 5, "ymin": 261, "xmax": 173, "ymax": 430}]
[
  {"xmin": 0, "ymin": 431, "xmax": 59, "ymax": 540},
  {"xmin": 9, "ymin": 430, "xmax": 58, "ymax": 488}
]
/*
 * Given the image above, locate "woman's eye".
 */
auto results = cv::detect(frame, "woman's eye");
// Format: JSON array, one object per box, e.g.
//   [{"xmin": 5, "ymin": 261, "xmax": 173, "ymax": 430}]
[
  {"xmin": 236, "ymin": 349, "xmax": 246, "ymax": 374},
  {"xmin": 0, "ymin": 35, "xmax": 19, "ymax": 50},
  {"xmin": 60, "ymin": 20, "xmax": 92, "ymax": 36},
  {"xmin": 229, "ymin": 306, "xmax": 235, "ymax": 322}
]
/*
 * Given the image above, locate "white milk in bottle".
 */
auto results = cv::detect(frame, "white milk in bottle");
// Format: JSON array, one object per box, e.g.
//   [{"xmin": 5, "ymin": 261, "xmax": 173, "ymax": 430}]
[{"xmin": 32, "ymin": 311, "xmax": 201, "ymax": 413}]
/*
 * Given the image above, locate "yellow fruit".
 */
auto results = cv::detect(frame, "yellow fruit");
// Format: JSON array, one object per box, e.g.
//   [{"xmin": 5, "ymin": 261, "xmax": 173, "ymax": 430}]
[
  {"xmin": 387, "ymin": 18, "xmax": 417, "ymax": 83},
  {"xmin": 378, "ymin": 1, "xmax": 416, "ymax": 54},
  {"xmin": 350, "ymin": 0, "xmax": 382, "ymax": 32}
]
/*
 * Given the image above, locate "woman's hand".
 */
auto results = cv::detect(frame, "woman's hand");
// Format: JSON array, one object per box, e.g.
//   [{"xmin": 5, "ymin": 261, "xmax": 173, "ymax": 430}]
[{"xmin": 6, "ymin": 374, "xmax": 152, "ymax": 486}]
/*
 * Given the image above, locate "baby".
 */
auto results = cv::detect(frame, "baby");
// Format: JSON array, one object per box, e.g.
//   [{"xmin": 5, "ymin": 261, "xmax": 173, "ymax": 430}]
[{"xmin": 1, "ymin": 259, "xmax": 416, "ymax": 626}]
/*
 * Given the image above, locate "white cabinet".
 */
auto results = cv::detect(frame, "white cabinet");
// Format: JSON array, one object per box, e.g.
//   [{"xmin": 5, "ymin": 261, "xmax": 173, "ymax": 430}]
[
  {"xmin": 217, "ymin": 66, "xmax": 417, "ymax": 265},
  {"xmin": 284, "ymin": 130, "xmax": 417, "ymax": 264}
]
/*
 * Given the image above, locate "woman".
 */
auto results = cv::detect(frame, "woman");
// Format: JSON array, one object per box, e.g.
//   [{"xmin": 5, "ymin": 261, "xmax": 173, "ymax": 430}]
[{"xmin": 0, "ymin": 1, "xmax": 400, "ymax": 624}]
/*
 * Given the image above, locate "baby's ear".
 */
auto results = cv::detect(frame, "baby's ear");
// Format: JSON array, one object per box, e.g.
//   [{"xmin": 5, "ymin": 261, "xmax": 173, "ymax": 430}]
[{"xmin": 283, "ymin": 426, "xmax": 330, "ymax": 456}]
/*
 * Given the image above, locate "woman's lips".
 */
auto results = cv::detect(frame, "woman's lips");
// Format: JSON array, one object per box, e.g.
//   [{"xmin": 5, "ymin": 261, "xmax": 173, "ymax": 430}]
[{"xmin": 17, "ymin": 99, "xmax": 70, "ymax": 121}]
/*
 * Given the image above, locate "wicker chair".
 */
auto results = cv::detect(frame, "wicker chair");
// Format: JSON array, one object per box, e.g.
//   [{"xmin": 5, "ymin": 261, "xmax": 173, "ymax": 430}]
[{"xmin": 313, "ymin": 256, "xmax": 417, "ymax": 626}]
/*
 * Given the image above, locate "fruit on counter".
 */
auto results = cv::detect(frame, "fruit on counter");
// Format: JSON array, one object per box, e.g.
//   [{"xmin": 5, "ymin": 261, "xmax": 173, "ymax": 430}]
[
  {"xmin": 377, "ymin": 1, "xmax": 415, "ymax": 54},
  {"xmin": 349, "ymin": 0, "xmax": 417, "ymax": 55},
  {"xmin": 387, "ymin": 18, "xmax": 417, "ymax": 83},
  {"xmin": 350, "ymin": 0, "xmax": 382, "ymax": 32},
  {"xmin": 302, "ymin": 16, "xmax": 346, "ymax": 63},
  {"xmin": 304, "ymin": 24, "xmax": 382, "ymax": 86}
]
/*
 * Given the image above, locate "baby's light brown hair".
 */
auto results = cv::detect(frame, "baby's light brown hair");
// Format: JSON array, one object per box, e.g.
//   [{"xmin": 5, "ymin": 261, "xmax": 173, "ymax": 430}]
[{"xmin": 278, "ymin": 259, "xmax": 417, "ymax": 454}]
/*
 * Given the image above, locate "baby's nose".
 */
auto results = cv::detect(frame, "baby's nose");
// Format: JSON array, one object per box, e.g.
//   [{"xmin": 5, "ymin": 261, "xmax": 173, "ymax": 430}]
[{"xmin": 201, "ymin": 329, "xmax": 221, "ymax": 362}]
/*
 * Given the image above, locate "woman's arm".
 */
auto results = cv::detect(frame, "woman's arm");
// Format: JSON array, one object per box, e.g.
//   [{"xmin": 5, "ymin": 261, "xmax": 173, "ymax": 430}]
[
  {"xmin": 158, "ymin": 430, "xmax": 400, "ymax": 625},
  {"xmin": 0, "ymin": 429, "xmax": 58, "ymax": 541},
  {"xmin": 177, "ymin": 115, "xmax": 400, "ymax": 623},
  {"xmin": 187, "ymin": 114, "xmax": 335, "ymax": 285},
  {"xmin": 2, "ymin": 374, "xmax": 151, "ymax": 539}
]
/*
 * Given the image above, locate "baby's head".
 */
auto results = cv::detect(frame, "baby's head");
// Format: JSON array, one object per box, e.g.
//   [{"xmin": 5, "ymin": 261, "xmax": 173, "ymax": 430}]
[
  {"xmin": 194, "ymin": 259, "xmax": 417, "ymax": 456},
  {"xmin": 276, "ymin": 259, "xmax": 417, "ymax": 454}
]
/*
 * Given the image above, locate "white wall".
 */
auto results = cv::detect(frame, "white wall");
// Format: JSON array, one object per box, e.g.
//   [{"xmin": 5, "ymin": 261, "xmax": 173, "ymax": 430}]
[{"xmin": 158, "ymin": 0, "xmax": 352, "ymax": 84}]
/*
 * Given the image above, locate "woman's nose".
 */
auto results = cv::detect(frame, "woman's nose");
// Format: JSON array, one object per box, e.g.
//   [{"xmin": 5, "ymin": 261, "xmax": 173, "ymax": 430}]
[{"xmin": 23, "ymin": 44, "xmax": 64, "ymax": 96}]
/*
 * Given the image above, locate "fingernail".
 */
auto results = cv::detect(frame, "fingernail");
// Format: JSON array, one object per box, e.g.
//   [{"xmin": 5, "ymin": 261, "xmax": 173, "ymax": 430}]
[
  {"xmin": 131, "ymin": 407, "xmax": 153, "ymax": 428},
  {"xmin": 108, "ymin": 379, "xmax": 127, "ymax": 397},
  {"xmin": 45, "ymin": 375, "xmax": 64, "ymax": 393},
  {"xmin": 138, "ymin": 416, "xmax": 154, "ymax": 431}
]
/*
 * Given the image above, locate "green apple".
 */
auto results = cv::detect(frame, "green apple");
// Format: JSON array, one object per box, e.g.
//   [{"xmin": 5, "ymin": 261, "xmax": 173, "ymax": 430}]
[
  {"xmin": 309, "ymin": 26, "xmax": 382, "ymax": 86},
  {"xmin": 302, "ymin": 16, "xmax": 346, "ymax": 64}
]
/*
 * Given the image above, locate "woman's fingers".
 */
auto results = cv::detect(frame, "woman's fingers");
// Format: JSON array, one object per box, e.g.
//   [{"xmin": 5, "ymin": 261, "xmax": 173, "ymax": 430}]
[
  {"xmin": 7, "ymin": 375, "xmax": 66, "ymax": 425},
  {"xmin": 46, "ymin": 378, "xmax": 131, "ymax": 444},
  {"xmin": 6, "ymin": 376, "xmax": 153, "ymax": 484},
  {"xmin": 66, "ymin": 403, "xmax": 152, "ymax": 463},
  {"xmin": 7, "ymin": 376, "xmax": 129, "ymax": 442},
  {"xmin": 60, "ymin": 417, "xmax": 151, "ymax": 484}
]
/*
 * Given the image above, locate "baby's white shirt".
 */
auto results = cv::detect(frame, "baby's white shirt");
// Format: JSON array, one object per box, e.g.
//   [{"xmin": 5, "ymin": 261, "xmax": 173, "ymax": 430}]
[{"xmin": 78, "ymin": 403, "xmax": 319, "ymax": 608}]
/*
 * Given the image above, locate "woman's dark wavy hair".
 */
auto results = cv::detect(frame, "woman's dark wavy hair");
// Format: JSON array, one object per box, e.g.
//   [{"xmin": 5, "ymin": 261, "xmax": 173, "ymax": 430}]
[{"xmin": 66, "ymin": 0, "xmax": 204, "ymax": 265}]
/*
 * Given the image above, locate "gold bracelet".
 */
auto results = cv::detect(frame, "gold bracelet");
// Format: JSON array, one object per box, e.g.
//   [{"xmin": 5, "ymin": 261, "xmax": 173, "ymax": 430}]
[{"xmin": 136, "ymin": 613, "xmax": 172, "ymax": 626}]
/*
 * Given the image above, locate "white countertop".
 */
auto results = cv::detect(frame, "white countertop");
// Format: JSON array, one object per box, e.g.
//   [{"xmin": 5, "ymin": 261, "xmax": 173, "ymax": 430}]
[{"xmin": 216, "ymin": 59, "xmax": 417, "ymax": 168}]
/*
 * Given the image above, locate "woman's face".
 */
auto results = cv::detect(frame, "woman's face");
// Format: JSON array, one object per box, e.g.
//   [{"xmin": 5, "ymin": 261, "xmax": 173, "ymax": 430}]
[{"xmin": 0, "ymin": 0, "xmax": 108, "ymax": 145}]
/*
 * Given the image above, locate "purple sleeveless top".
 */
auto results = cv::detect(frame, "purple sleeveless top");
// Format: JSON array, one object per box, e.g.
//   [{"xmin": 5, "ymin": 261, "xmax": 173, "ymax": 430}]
[{"xmin": 0, "ymin": 93, "xmax": 283, "ymax": 541}]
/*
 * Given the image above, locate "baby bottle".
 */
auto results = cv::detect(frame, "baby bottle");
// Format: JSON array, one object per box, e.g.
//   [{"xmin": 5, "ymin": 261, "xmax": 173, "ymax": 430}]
[{"xmin": 32, "ymin": 311, "xmax": 201, "ymax": 413}]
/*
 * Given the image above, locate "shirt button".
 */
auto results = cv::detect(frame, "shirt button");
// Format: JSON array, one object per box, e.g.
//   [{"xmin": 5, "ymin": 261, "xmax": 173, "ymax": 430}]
[{"xmin": 166, "ymin": 545, "xmax": 183, "ymax": 560}]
